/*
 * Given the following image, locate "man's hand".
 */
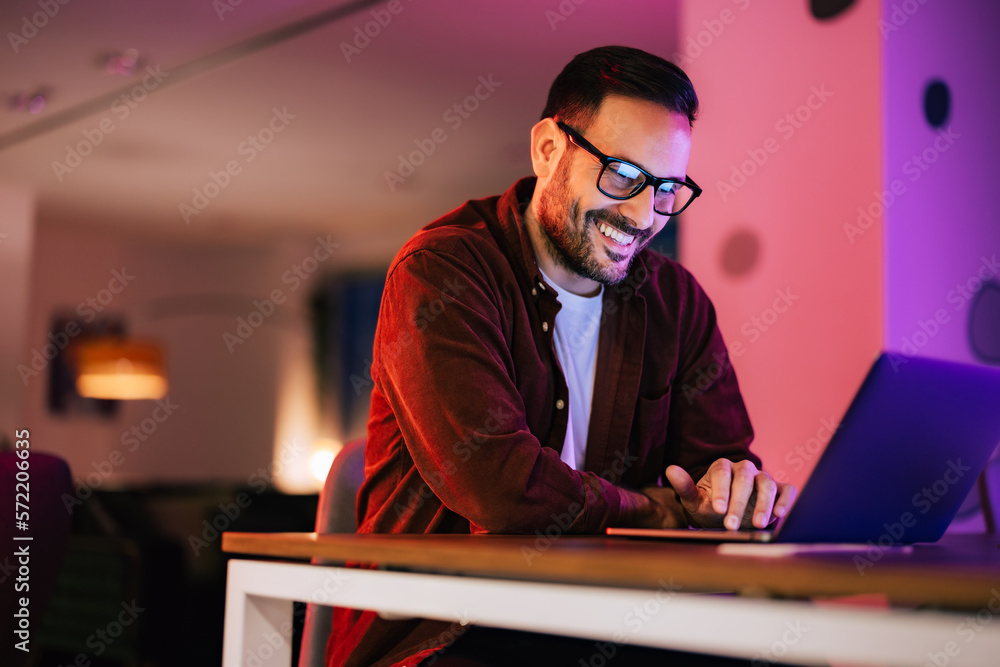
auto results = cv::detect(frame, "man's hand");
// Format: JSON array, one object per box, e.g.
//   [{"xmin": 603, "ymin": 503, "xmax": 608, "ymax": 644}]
[
  {"xmin": 665, "ymin": 459, "xmax": 797, "ymax": 530},
  {"xmin": 618, "ymin": 483, "xmax": 689, "ymax": 530}
]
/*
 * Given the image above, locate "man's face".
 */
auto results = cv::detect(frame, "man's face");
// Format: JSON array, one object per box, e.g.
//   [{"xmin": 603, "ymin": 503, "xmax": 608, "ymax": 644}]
[{"xmin": 534, "ymin": 96, "xmax": 693, "ymax": 286}]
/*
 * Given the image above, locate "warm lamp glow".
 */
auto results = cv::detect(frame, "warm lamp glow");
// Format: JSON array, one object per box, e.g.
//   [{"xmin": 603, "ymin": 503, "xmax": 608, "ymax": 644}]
[
  {"xmin": 74, "ymin": 340, "xmax": 168, "ymax": 400},
  {"xmin": 309, "ymin": 450, "xmax": 336, "ymax": 483}
]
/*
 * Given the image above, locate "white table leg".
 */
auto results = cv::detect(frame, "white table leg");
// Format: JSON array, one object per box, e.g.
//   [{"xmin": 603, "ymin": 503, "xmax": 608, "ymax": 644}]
[
  {"xmin": 222, "ymin": 559, "xmax": 1000, "ymax": 667},
  {"xmin": 223, "ymin": 561, "xmax": 294, "ymax": 667}
]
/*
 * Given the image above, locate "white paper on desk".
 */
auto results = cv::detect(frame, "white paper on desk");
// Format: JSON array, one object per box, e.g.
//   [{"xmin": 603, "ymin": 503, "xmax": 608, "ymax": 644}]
[{"xmin": 716, "ymin": 543, "xmax": 914, "ymax": 558}]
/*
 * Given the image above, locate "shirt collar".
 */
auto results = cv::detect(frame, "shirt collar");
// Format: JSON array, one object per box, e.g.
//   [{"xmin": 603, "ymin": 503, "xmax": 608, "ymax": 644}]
[{"xmin": 496, "ymin": 176, "xmax": 545, "ymax": 291}]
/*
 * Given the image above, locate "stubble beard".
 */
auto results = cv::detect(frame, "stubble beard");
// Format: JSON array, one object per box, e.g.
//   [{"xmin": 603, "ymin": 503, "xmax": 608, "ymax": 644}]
[{"xmin": 535, "ymin": 155, "xmax": 653, "ymax": 286}]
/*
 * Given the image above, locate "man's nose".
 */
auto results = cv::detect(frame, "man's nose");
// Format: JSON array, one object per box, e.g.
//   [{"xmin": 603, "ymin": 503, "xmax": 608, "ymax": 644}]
[{"xmin": 617, "ymin": 184, "xmax": 657, "ymax": 231}]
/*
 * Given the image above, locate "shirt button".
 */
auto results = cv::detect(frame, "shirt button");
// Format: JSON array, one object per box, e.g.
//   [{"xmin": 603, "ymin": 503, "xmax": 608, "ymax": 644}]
[
  {"xmin": 555, "ymin": 399, "xmax": 565, "ymax": 410},
  {"xmin": 531, "ymin": 288, "xmax": 538, "ymax": 296},
  {"xmin": 538, "ymin": 282, "xmax": 546, "ymax": 291},
  {"xmin": 541, "ymin": 321, "xmax": 549, "ymax": 332}
]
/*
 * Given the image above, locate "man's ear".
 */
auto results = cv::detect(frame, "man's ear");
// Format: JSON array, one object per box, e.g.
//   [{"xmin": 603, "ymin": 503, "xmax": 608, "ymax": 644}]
[{"xmin": 529, "ymin": 118, "xmax": 565, "ymax": 181}]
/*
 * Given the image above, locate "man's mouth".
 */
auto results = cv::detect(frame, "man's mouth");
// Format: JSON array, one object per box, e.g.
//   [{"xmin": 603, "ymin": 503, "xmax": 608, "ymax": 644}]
[{"xmin": 597, "ymin": 221, "xmax": 636, "ymax": 246}]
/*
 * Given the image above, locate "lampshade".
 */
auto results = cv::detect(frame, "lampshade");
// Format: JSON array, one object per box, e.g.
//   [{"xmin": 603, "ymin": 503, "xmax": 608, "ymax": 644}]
[{"xmin": 74, "ymin": 339, "xmax": 168, "ymax": 400}]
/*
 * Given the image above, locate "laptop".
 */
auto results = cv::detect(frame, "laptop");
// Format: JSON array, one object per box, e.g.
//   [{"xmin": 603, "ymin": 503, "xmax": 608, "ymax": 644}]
[{"xmin": 607, "ymin": 352, "xmax": 1000, "ymax": 544}]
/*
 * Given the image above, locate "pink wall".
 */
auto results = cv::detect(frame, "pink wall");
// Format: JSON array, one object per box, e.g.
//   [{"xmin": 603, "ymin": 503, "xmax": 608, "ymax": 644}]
[{"xmin": 679, "ymin": 1, "xmax": 883, "ymax": 488}]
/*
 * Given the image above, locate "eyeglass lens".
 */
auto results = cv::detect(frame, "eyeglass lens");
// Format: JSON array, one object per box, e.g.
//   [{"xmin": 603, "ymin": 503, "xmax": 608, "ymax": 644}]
[{"xmin": 600, "ymin": 161, "xmax": 693, "ymax": 215}]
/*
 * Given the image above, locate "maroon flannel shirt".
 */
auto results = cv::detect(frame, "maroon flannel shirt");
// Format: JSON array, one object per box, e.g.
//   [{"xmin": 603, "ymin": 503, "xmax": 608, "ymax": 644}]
[{"xmin": 326, "ymin": 177, "xmax": 760, "ymax": 667}]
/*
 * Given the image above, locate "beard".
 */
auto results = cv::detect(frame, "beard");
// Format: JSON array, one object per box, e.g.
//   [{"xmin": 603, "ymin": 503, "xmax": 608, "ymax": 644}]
[{"xmin": 535, "ymin": 154, "xmax": 654, "ymax": 286}]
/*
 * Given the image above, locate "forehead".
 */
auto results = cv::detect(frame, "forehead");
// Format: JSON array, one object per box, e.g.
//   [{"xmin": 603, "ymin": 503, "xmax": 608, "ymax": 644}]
[{"xmin": 583, "ymin": 95, "xmax": 692, "ymax": 175}]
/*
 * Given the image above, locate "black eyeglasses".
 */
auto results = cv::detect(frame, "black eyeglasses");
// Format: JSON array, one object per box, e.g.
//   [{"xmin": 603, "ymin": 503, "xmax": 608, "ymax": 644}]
[{"xmin": 557, "ymin": 121, "xmax": 702, "ymax": 217}]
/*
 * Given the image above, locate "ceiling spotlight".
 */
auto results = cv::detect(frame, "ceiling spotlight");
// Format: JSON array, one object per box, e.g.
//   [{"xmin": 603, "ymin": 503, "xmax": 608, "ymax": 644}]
[
  {"xmin": 6, "ymin": 89, "xmax": 49, "ymax": 114},
  {"xmin": 27, "ymin": 93, "xmax": 46, "ymax": 114},
  {"xmin": 106, "ymin": 48, "xmax": 141, "ymax": 76}
]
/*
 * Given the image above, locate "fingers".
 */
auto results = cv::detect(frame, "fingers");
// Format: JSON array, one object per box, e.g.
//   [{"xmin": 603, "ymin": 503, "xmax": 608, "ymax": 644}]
[
  {"xmin": 664, "ymin": 465, "xmax": 697, "ymax": 503},
  {"xmin": 723, "ymin": 460, "xmax": 756, "ymax": 530},
  {"xmin": 667, "ymin": 460, "xmax": 798, "ymax": 531},
  {"xmin": 706, "ymin": 459, "xmax": 733, "ymax": 516},
  {"xmin": 772, "ymin": 481, "xmax": 798, "ymax": 520},
  {"xmin": 750, "ymin": 473, "xmax": 778, "ymax": 529},
  {"xmin": 670, "ymin": 459, "xmax": 736, "ymax": 529}
]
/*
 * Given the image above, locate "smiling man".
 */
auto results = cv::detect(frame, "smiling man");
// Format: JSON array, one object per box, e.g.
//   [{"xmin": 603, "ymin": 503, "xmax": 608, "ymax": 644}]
[{"xmin": 327, "ymin": 46, "xmax": 796, "ymax": 667}]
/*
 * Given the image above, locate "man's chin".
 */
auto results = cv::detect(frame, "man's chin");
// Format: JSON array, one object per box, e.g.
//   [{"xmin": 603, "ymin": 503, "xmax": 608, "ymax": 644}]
[{"xmin": 592, "ymin": 257, "xmax": 632, "ymax": 286}]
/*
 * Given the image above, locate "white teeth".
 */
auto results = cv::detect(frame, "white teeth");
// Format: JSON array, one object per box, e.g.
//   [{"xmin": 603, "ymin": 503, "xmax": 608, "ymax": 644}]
[{"xmin": 598, "ymin": 222, "xmax": 634, "ymax": 245}]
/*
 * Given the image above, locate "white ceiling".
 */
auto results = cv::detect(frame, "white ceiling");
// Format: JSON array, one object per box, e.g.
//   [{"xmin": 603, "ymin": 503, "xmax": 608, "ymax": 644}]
[{"xmin": 0, "ymin": 0, "xmax": 679, "ymax": 257}]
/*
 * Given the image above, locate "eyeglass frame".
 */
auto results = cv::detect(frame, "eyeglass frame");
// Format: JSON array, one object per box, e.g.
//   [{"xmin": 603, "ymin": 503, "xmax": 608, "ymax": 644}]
[{"xmin": 556, "ymin": 120, "xmax": 702, "ymax": 217}]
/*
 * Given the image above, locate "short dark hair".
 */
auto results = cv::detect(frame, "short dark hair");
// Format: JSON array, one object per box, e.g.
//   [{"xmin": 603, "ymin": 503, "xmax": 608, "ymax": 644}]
[{"xmin": 540, "ymin": 45, "xmax": 698, "ymax": 128}]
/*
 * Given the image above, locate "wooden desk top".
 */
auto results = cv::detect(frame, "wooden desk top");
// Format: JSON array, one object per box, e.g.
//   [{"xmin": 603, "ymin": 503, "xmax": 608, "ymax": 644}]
[{"xmin": 222, "ymin": 531, "xmax": 1000, "ymax": 611}]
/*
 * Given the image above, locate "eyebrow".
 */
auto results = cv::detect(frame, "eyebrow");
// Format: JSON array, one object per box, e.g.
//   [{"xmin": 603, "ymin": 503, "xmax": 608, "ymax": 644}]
[
  {"xmin": 592, "ymin": 136, "xmax": 687, "ymax": 182},
  {"xmin": 562, "ymin": 122, "xmax": 688, "ymax": 182},
  {"xmin": 624, "ymin": 155, "xmax": 686, "ymax": 182},
  {"xmin": 615, "ymin": 152, "xmax": 687, "ymax": 183}
]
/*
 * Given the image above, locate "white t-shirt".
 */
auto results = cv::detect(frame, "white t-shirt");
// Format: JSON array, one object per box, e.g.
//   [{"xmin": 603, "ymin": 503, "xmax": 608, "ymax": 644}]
[{"xmin": 538, "ymin": 268, "xmax": 604, "ymax": 470}]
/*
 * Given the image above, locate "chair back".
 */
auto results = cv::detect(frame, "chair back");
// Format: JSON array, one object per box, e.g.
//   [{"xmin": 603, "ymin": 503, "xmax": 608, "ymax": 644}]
[{"xmin": 297, "ymin": 438, "xmax": 365, "ymax": 667}]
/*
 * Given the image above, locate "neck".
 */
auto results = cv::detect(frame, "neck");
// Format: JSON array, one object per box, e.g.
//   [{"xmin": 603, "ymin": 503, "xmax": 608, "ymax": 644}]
[{"xmin": 523, "ymin": 199, "xmax": 602, "ymax": 298}]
